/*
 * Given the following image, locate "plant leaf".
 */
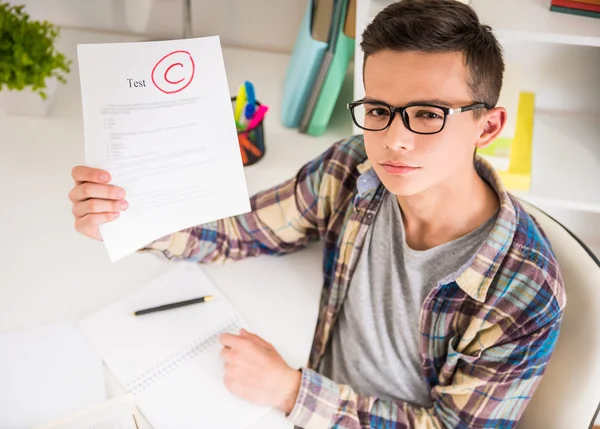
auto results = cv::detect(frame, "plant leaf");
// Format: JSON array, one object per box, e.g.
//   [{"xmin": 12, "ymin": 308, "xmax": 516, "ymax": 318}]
[{"xmin": 0, "ymin": 1, "xmax": 71, "ymax": 99}]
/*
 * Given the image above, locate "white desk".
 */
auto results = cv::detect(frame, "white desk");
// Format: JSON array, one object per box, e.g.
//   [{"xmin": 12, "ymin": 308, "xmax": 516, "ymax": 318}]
[{"xmin": 0, "ymin": 28, "xmax": 353, "ymax": 428}]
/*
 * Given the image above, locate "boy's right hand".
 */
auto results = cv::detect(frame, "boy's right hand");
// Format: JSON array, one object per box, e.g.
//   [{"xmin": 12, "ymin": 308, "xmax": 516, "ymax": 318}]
[{"xmin": 69, "ymin": 166, "xmax": 128, "ymax": 241}]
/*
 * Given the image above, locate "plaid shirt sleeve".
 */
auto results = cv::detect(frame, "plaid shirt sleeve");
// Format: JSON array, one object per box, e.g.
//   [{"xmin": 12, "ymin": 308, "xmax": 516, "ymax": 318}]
[
  {"xmin": 139, "ymin": 141, "xmax": 341, "ymax": 262},
  {"xmin": 288, "ymin": 310, "xmax": 563, "ymax": 429}
]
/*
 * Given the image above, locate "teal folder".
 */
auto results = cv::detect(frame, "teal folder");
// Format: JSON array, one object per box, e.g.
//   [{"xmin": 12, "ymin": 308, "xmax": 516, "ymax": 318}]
[
  {"xmin": 303, "ymin": 0, "xmax": 355, "ymax": 136},
  {"xmin": 280, "ymin": 0, "xmax": 329, "ymax": 128}
]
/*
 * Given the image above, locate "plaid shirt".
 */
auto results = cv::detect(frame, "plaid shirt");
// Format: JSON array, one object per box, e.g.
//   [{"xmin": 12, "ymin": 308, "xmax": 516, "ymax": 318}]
[{"xmin": 142, "ymin": 135, "xmax": 566, "ymax": 429}]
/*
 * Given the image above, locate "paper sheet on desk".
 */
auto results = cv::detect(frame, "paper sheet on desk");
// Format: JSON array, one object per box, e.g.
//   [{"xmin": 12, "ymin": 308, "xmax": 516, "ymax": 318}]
[
  {"xmin": 0, "ymin": 323, "xmax": 105, "ymax": 429},
  {"xmin": 32, "ymin": 395, "xmax": 139, "ymax": 429},
  {"xmin": 77, "ymin": 36, "xmax": 250, "ymax": 262}
]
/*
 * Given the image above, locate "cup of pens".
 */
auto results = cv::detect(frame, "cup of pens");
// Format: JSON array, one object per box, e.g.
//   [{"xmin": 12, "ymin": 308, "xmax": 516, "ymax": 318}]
[{"xmin": 232, "ymin": 81, "xmax": 267, "ymax": 167}]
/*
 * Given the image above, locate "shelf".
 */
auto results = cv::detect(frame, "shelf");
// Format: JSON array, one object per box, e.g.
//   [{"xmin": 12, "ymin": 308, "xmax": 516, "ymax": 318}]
[
  {"xmin": 366, "ymin": 0, "xmax": 600, "ymax": 47},
  {"xmin": 471, "ymin": 0, "xmax": 600, "ymax": 47},
  {"xmin": 513, "ymin": 113, "xmax": 600, "ymax": 213}
]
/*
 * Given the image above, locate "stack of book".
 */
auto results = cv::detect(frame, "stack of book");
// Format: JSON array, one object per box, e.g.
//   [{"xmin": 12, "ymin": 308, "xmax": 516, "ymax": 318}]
[
  {"xmin": 550, "ymin": 0, "xmax": 600, "ymax": 19},
  {"xmin": 280, "ymin": 0, "xmax": 356, "ymax": 137}
]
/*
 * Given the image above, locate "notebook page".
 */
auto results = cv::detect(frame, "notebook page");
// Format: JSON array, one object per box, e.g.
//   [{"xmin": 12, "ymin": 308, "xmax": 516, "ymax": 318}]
[
  {"xmin": 134, "ymin": 318, "xmax": 270, "ymax": 429},
  {"xmin": 79, "ymin": 262, "xmax": 247, "ymax": 387},
  {"xmin": 78, "ymin": 263, "xmax": 269, "ymax": 427},
  {"xmin": 0, "ymin": 323, "xmax": 105, "ymax": 429}
]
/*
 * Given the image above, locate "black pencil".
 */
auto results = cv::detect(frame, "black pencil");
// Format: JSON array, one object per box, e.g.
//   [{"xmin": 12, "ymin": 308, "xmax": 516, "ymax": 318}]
[{"xmin": 133, "ymin": 295, "xmax": 214, "ymax": 316}]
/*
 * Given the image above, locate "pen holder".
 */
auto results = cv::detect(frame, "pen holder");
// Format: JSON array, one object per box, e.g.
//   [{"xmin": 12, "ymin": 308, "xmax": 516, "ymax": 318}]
[{"xmin": 231, "ymin": 96, "xmax": 266, "ymax": 167}]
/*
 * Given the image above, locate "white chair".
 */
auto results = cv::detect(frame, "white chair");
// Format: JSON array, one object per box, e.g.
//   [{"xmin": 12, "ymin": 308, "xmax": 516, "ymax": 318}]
[{"xmin": 516, "ymin": 200, "xmax": 600, "ymax": 429}]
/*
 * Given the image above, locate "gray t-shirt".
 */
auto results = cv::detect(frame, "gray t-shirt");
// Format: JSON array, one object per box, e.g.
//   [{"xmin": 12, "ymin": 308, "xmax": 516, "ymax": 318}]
[{"xmin": 320, "ymin": 192, "xmax": 497, "ymax": 406}]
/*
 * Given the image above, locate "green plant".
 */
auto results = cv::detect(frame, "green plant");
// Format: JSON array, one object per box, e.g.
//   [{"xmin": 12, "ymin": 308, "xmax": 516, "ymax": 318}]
[{"xmin": 0, "ymin": 2, "xmax": 71, "ymax": 99}]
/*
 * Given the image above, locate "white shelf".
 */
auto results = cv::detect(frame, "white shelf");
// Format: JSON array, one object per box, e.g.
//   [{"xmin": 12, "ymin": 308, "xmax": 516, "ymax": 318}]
[
  {"xmin": 514, "ymin": 112, "xmax": 600, "ymax": 213},
  {"xmin": 471, "ymin": 0, "xmax": 600, "ymax": 47},
  {"xmin": 365, "ymin": 0, "xmax": 600, "ymax": 47}
]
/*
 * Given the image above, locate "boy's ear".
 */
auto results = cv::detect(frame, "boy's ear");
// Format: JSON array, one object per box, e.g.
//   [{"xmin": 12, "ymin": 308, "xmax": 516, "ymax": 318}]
[{"xmin": 475, "ymin": 107, "xmax": 507, "ymax": 150}]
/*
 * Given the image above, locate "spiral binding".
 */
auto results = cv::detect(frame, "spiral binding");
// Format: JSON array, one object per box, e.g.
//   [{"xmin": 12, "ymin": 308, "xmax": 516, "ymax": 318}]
[{"xmin": 125, "ymin": 316, "xmax": 243, "ymax": 395}]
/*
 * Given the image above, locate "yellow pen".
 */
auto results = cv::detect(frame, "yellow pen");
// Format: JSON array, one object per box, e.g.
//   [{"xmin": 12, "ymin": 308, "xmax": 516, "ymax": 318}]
[{"xmin": 234, "ymin": 84, "xmax": 247, "ymax": 124}]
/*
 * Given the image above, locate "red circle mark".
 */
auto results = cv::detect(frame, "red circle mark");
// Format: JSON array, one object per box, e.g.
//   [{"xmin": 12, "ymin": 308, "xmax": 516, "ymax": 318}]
[
  {"xmin": 164, "ymin": 62, "xmax": 184, "ymax": 84},
  {"xmin": 151, "ymin": 50, "xmax": 195, "ymax": 94}
]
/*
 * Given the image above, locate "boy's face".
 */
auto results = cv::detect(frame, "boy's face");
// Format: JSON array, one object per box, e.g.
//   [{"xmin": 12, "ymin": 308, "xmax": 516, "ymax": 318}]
[{"xmin": 362, "ymin": 50, "xmax": 500, "ymax": 197}]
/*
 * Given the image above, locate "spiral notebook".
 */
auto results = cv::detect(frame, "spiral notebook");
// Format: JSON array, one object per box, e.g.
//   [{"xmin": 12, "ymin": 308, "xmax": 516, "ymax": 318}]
[{"xmin": 78, "ymin": 263, "xmax": 270, "ymax": 429}]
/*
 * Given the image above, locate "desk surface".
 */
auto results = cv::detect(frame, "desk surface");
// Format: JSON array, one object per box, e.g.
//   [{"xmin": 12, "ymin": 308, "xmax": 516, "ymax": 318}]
[{"xmin": 0, "ymin": 28, "xmax": 353, "ymax": 428}]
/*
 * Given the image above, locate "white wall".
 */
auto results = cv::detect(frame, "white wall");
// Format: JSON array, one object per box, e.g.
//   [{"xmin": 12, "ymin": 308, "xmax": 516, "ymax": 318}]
[
  {"xmin": 8, "ymin": 0, "xmax": 308, "ymax": 53},
  {"xmin": 503, "ymin": 41, "xmax": 600, "ymax": 115}
]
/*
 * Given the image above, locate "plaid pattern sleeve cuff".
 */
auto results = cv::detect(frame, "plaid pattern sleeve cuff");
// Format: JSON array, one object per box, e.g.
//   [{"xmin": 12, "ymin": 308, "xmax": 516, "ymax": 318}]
[{"xmin": 287, "ymin": 368, "xmax": 340, "ymax": 429}]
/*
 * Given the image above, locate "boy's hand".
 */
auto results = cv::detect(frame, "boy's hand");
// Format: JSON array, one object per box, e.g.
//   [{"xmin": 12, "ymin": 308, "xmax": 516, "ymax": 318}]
[
  {"xmin": 219, "ymin": 329, "xmax": 301, "ymax": 414},
  {"xmin": 68, "ymin": 166, "xmax": 128, "ymax": 241}
]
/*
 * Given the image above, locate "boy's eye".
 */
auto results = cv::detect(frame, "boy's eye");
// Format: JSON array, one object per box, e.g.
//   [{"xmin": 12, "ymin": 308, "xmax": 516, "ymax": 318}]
[
  {"xmin": 417, "ymin": 110, "xmax": 442, "ymax": 119},
  {"xmin": 366, "ymin": 107, "xmax": 390, "ymax": 117}
]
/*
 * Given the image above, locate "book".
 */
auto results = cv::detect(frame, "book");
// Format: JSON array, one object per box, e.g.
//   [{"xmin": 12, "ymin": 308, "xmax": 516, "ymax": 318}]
[
  {"xmin": 550, "ymin": 5, "xmax": 600, "ymax": 18},
  {"xmin": 281, "ymin": 0, "xmax": 329, "ymax": 128},
  {"xmin": 552, "ymin": 0, "xmax": 600, "ymax": 12},
  {"xmin": 570, "ymin": 0, "xmax": 600, "ymax": 5},
  {"xmin": 79, "ymin": 263, "xmax": 270, "ymax": 429},
  {"xmin": 301, "ymin": 0, "xmax": 356, "ymax": 136},
  {"xmin": 312, "ymin": 0, "xmax": 336, "ymax": 42},
  {"xmin": 344, "ymin": 0, "xmax": 357, "ymax": 38},
  {"xmin": 299, "ymin": 0, "xmax": 349, "ymax": 133}
]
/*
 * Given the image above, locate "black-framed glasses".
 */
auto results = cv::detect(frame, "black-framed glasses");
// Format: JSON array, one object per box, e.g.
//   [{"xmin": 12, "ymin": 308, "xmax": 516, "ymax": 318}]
[{"xmin": 347, "ymin": 99, "xmax": 492, "ymax": 135}]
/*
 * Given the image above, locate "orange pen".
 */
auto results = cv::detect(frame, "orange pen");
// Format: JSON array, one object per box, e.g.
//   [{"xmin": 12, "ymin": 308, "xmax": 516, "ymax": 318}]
[{"xmin": 239, "ymin": 134, "xmax": 262, "ymax": 157}]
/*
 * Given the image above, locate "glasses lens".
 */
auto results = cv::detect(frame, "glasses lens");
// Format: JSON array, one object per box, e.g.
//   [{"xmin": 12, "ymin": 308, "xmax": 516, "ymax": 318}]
[
  {"xmin": 404, "ymin": 105, "xmax": 446, "ymax": 134},
  {"xmin": 352, "ymin": 102, "xmax": 392, "ymax": 131}
]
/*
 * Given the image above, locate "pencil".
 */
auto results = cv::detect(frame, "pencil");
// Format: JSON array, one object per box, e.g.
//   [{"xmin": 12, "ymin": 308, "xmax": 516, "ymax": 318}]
[{"xmin": 133, "ymin": 295, "xmax": 214, "ymax": 316}]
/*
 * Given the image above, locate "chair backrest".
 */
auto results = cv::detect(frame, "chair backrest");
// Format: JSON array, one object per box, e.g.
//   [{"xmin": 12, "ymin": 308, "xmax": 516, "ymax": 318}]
[{"xmin": 516, "ymin": 200, "xmax": 600, "ymax": 429}]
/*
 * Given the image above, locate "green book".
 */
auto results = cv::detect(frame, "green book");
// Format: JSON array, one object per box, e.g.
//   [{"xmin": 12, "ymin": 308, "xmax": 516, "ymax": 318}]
[
  {"xmin": 306, "ymin": 24, "xmax": 354, "ymax": 136},
  {"xmin": 300, "ymin": 0, "xmax": 356, "ymax": 136},
  {"xmin": 550, "ymin": 5, "xmax": 600, "ymax": 18}
]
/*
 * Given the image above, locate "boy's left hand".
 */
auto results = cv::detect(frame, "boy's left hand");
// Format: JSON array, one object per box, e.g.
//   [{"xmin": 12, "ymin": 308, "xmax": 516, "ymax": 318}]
[{"xmin": 219, "ymin": 329, "xmax": 301, "ymax": 414}]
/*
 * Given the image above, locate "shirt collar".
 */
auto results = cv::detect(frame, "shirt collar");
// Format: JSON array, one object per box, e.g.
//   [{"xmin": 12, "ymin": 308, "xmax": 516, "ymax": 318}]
[
  {"xmin": 355, "ymin": 155, "xmax": 517, "ymax": 302},
  {"xmin": 454, "ymin": 156, "xmax": 517, "ymax": 302},
  {"xmin": 356, "ymin": 160, "xmax": 378, "ymax": 196}
]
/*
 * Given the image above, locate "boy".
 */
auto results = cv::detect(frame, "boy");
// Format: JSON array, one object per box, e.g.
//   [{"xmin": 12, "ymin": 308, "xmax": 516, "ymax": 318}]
[{"xmin": 69, "ymin": 1, "xmax": 565, "ymax": 427}]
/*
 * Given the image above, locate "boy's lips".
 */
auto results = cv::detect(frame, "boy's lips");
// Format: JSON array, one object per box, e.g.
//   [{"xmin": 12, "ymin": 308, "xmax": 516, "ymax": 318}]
[{"xmin": 380, "ymin": 162, "xmax": 420, "ymax": 175}]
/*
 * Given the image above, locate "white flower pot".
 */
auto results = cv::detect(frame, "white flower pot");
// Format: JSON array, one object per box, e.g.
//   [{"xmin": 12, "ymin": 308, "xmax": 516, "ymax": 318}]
[{"xmin": 0, "ymin": 77, "xmax": 58, "ymax": 117}]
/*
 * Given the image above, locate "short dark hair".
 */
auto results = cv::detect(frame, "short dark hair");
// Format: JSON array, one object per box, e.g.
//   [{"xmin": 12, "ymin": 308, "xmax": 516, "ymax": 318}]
[{"xmin": 361, "ymin": 0, "xmax": 504, "ymax": 111}]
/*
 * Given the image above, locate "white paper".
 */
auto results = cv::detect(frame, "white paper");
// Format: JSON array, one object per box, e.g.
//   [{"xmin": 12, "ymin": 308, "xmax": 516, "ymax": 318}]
[
  {"xmin": 78, "ymin": 263, "xmax": 269, "ymax": 429},
  {"xmin": 0, "ymin": 322, "xmax": 106, "ymax": 429},
  {"xmin": 32, "ymin": 395, "xmax": 138, "ymax": 429},
  {"xmin": 77, "ymin": 36, "xmax": 250, "ymax": 262}
]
